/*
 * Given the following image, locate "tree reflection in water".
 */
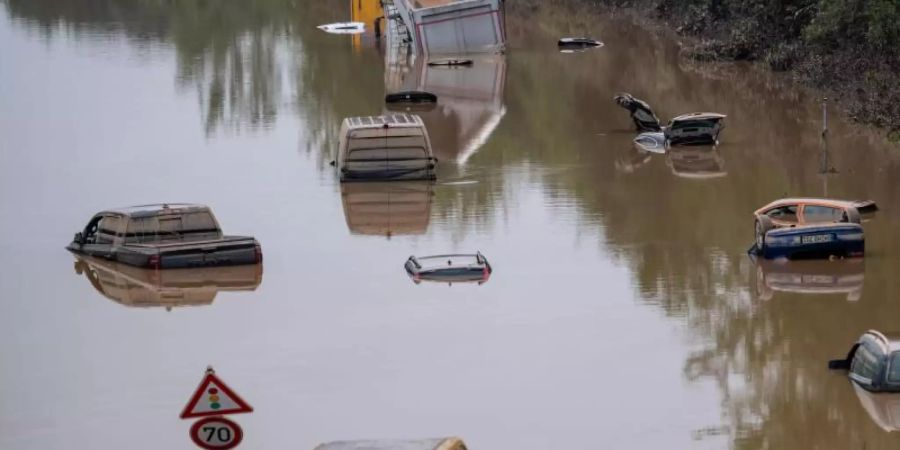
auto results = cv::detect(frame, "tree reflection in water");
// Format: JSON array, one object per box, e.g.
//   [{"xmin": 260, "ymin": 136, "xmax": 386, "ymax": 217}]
[{"xmin": 7, "ymin": 0, "xmax": 900, "ymax": 447}]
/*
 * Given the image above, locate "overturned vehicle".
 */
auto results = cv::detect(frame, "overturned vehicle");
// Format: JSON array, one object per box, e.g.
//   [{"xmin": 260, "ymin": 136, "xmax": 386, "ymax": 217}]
[
  {"xmin": 405, "ymin": 252, "xmax": 492, "ymax": 285},
  {"xmin": 614, "ymin": 93, "xmax": 726, "ymax": 148}
]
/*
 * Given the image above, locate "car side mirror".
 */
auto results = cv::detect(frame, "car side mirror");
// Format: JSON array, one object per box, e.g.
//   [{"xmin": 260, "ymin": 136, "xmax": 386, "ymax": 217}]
[{"xmin": 74, "ymin": 232, "xmax": 85, "ymax": 245}]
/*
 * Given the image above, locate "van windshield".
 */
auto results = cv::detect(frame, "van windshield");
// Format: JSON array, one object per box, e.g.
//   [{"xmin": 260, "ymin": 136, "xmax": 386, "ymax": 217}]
[{"xmin": 888, "ymin": 352, "xmax": 900, "ymax": 383}]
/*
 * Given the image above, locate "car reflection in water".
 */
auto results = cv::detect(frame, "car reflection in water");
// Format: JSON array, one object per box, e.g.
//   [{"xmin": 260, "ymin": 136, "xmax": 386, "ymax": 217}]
[
  {"xmin": 853, "ymin": 383, "xmax": 900, "ymax": 432},
  {"xmin": 615, "ymin": 144, "xmax": 653, "ymax": 174},
  {"xmin": 666, "ymin": 145, "xmax": 727, "ymax": 179},
  {"xmin": 74, "ymin": 256, "xmax": 262, "ymax": 310},
  {"xmin": 341, "ymin": 182, "xmax": 434, "ymax": 237},
  {"xmin": 384, "ymin": 49, "xmax": 506, "ymax": 165},
  {"xmin": 753, "ymin": 258, "xmax": 864, "ymax": 302}
]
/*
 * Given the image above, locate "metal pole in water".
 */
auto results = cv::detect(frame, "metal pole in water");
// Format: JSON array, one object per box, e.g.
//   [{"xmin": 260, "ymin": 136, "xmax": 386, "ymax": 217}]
[{"xmin": 819, "ymin": 98, "xmax": 829, "ymax": 196}]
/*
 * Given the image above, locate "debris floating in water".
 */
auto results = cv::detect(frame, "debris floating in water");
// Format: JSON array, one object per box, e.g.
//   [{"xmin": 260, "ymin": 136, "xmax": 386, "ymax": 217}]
[
  {"xmin": 427, "ymin": 58, "xmax": 474, "ymax": 67},
  {"xmin": 558, "ymin": 37, "xmax": 604, "ymax": 53},
  {"xmin": 385, "ymin": 91, "xmax": 438, "ymax": 104},
  {"xmin": 317, "ymin": 22, "xmax": 365, "ymax": 34}
]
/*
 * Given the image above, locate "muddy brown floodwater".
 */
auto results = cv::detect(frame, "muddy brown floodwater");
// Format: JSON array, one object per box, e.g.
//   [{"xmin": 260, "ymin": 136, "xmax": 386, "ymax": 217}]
[{"xmin": 2, "ymin": 1, "xmax": 900, "ymax": 449}]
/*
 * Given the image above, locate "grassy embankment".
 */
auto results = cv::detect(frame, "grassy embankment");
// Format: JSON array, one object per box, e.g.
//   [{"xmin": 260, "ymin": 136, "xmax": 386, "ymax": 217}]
[{"xmin": 520, "ymin": 0, "xmax": 900, "ymax": 141}]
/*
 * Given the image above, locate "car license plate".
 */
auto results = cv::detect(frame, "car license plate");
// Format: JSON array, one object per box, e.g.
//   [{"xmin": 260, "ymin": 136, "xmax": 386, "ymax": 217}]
[{"xmin": 801, "ymin": 234, "xmax": 832, "ymax": 244}]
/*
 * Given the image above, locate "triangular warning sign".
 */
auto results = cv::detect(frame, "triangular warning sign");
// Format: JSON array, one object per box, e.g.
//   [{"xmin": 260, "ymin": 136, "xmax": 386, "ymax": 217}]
[{"xmin": 180, "ymin": 371, "xmax": 253, "ymax": 419}]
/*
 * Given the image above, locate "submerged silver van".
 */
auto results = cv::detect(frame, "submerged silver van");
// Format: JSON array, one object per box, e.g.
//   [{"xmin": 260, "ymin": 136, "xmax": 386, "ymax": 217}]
[{"xmin": 336, "ymin": 114, "xmax": 437, "ymax": 181}]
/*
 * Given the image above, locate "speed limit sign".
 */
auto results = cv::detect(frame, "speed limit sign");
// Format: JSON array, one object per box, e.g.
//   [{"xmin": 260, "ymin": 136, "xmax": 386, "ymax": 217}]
[{"xmin": 189, "ymin": 416, "xmax": 244, "ymax": 449}]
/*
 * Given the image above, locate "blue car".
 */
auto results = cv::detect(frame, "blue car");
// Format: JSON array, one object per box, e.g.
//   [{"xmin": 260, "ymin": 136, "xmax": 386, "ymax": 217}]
[
  {"xmin": 751, "ymin": 198, "xmax": 876, "ymax": 259},
  {"xmin": 755, "ymin": 222, "xmax": 865, "ymax": 259}
]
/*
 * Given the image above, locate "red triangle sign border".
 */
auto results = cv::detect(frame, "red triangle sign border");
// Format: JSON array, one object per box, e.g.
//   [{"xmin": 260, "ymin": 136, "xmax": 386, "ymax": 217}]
[{"xmin": 180, "ymin": 372, "xmax": 254, "ymax": 419}]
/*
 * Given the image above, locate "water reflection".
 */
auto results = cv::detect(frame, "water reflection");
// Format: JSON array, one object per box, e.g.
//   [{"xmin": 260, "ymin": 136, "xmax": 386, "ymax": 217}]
[
  {"xmin": 3, "ymin": 0, "xmax": 335, "ymax": 135},
  {"xmin": 753, "ymin": 258, "xmax": 865, "ymax": 302},
  {"xmin": 385, "ymin": 53, "xmax": 507, "ymax": 164},
  {"xmin": 854, "ymin": 384, "xmax": 900, "ymax": 432},
  {"xmin": 5, "ymin": 0, "xmax": 900, "ymax": 448},
  {"xmin": 341, "ymin": 182, "xmax": 433, "ymax": 236},
  {"xmin": 666, "ymin": 145, "xmax": 727, "ymax": 179},
  {"xmin": 74, "ymin": 256, "xmax": 262, "ymax": 310},
  {"xmin": 614, "ymin": 144, "xmax": 653, "ymax": 174}
]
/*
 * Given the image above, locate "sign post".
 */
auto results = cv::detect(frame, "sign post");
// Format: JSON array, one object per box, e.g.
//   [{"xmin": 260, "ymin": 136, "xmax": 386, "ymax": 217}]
[{"xmin": 181, "ymin": 367, "xmax": 253, "ymax": 449}]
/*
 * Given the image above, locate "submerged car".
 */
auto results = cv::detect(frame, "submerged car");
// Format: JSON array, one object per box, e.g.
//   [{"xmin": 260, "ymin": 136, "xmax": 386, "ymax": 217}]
[
  {"xmin": 427, "ymin": 58, "xmax": 473, "ymax": 67},
  {"xmin": 632, "ymin": 132, "xmax": 666, "ymax": 154},
  {"xmin": 558, "ymin": 37, "xmax": 603, "ymax": 52},
  {"xmin": 405, "ymin": 252, "xmax": 492, "ymax": 284},
  {"xmin": 314, "ymin": 437, "xmax": 468, "ymax": 450},
  {"xmin": 829, "ymin": 330, "xmax": 900, "ymax": 393},
  {"xmin": 752, "ymin": 198, "xmax": 876, "ymax": 259},
  {"xmin": 335, "ymin": 114, "xmax": 437, "ymax": 181},
  {"xmin": 614, "ymin": 93, "xmax": 662, "ymax": 132},
  {"xmin": 67, "ymin": 204, "xmax": 262, "ymax": 269},
  {"xmin": 754, "ymin": 258, "xmax": 864, "ymax": 301},
  {"xmin": 317, "ymin": 22, "xmax": 366, "ymax": 34},
  {"xmin": 74, "ymin": 255, "xmax": 262, "ymax": 310},
  {"xmin": 664, "ymin": 112, "xmax": 726, "ymax": 146},
  {"xmin": 614, "ymin": 93, "xmax": 726, "ymax": 146}
]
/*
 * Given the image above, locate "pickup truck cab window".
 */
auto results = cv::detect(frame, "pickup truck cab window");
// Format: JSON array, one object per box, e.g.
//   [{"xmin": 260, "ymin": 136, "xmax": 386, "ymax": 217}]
[
  {"xmin": 96, "ymin": 215, "xmax": 122, "ymax": 244},
  {"xmin": 83, "ymin": 215, "xmax": 103, "ymax": 244}
]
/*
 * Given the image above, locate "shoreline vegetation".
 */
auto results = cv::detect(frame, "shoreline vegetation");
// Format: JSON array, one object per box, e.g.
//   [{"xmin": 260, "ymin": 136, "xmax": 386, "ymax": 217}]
[{"xmin": 516, "ymin": 0, "xmax": 900, "ymax": 141}]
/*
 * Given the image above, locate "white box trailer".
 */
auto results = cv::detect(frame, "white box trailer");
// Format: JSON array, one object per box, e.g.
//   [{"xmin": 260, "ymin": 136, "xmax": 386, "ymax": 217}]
[{"xmin": 394, "ymin": 0, "xmax": 506, "ymax": 56}]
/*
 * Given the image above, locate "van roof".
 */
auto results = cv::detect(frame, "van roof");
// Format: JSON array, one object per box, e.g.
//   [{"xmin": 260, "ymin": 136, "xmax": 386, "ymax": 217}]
[
  {"xmin": 102, "ymin": 203, "xmax": 210, "ymax": 218},
  {"xmin": 343, "ymin": 114, "xmax": 425, "ymax": 129}
]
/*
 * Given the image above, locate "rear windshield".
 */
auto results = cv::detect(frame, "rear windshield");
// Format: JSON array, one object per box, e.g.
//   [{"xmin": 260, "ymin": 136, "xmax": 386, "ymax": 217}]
[
  {"xmin": 347, "ymin": 133, "xmax": 429, "ymax": 161},
  {"xmin": 888, "ymin": 352, "xmax": 900, "ymax": 383},
  {"xmin": 671, "ymin": 119, "xmax": 719, "ymax": 129},
  {"xmin": 125, "ymin": 212, "xmax": 221, "ymax": 243}
]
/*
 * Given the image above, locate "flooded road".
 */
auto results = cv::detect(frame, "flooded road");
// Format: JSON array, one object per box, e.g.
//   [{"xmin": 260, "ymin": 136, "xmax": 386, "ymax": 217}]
[{"xmin": 3, "ymin": 1, "xmax": 900, "ymax": 449}]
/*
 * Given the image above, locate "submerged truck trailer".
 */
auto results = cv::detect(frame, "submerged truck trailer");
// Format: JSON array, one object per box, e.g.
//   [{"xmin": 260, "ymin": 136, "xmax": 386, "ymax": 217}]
[{"xmin": 393, "ymin": 0, "xmax": 506, "ymax": 56}]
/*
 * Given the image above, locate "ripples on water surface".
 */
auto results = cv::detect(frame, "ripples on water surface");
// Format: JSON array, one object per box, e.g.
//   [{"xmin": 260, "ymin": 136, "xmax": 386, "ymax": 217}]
[{"xmin": 2, "ymin": 1, "xmax": 900, "ymax": 449}]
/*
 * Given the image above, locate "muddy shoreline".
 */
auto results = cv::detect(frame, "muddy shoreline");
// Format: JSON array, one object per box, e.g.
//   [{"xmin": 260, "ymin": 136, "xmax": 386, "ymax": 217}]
[{"xmin": 514, "ymin": 0, "xmax": 900, "ymax": 142}]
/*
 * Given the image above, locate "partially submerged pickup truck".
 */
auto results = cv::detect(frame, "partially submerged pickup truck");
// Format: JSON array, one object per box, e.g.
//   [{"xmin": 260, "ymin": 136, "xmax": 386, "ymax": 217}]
[{"xmin": 67, "ymin": 204, "xmax": 262, "ymax": 269}]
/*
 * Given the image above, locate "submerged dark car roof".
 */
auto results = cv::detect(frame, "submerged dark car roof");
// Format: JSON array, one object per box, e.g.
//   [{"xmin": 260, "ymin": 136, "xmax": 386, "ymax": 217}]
[{"xmin": 102, "ymin": 203, "xmax": 210, "ymax": 218}]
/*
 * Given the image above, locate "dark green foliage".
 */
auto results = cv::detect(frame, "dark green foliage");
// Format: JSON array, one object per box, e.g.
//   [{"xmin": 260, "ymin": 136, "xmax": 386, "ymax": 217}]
[{"xmin": 805, "ymin": 0, "xmax": 900, "ymax": 51}]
